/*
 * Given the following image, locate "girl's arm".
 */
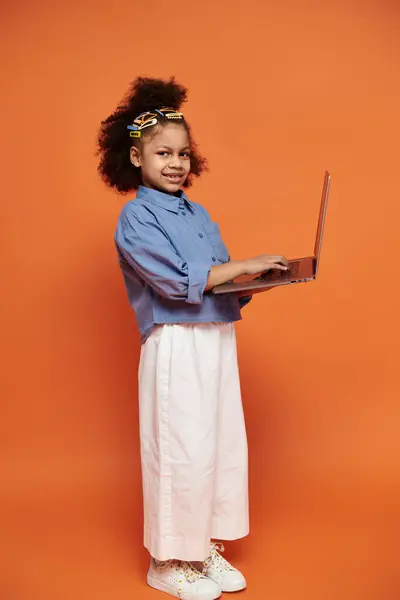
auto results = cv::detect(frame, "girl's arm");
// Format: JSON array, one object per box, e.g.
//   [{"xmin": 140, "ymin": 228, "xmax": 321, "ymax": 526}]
[
  {"xmin": 204, "ymin": 255, "xmax": 288, "ymax": 291},
  {"xmin": 204, "ymin": 260, "xmax": 247, "ymax": 290},
  {"xmin": 117, "ymin": 215, "xmax": 209, "ymax": 305}
]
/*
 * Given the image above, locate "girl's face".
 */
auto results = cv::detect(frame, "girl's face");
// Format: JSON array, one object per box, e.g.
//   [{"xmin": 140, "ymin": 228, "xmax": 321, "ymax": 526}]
[{"xmin": 130, "ymin": 123, "xmax": 191, "ymax": 194}]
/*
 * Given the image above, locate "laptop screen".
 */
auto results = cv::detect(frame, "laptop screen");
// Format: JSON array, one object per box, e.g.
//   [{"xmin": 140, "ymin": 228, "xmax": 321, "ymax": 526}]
[{"xmin": 314, "ymin": 171, "xmax": 331, "ymax": 275}]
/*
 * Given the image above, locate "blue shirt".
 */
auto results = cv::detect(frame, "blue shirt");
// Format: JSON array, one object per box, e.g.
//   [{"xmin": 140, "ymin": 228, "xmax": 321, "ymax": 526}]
[{"xmin": 115, "ymin": 185, "xmax": 251, "ymax": 343}]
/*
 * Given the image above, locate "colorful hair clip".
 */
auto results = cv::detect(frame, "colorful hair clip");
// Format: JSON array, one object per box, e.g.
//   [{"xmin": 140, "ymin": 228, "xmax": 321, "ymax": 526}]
[
  {"xmin": 127, "ymin": 124, "xmax": 141, "ymax": 137},
  {"xmin": 157, "ymin": 107, "xmax": 184, "ymax": 120},
  {"xmin": 128, "ymin": 107, "xmax": 184, "ymax": 136}
]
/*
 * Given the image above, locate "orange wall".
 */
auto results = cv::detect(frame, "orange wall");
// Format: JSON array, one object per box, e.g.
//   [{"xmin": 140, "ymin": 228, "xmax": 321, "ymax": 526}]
[{"xmin": 1, "ymin": 1, "xmax": 400, "ymax": 598}]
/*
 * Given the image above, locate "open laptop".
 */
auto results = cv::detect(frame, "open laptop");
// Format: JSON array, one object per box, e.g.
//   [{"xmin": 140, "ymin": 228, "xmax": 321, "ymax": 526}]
[{"xmin": 211, "ymin": 170, "xmax": 331, "ymax": 295}]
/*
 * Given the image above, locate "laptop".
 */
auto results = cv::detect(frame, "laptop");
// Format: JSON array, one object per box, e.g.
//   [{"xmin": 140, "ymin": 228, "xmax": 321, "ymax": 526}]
[{"xmin": 211, "ymin": 170, "xmax": 331, "ymax": 295}]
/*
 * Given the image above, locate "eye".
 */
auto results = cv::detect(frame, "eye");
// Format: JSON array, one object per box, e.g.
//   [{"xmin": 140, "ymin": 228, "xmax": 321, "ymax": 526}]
[
  {"xmin": 181, "ymin": 152, "xmax": 190, "ymax": 158},
  {"xmin": 157, "ymin": 151, "xmax": 169, "ymax": 156}
]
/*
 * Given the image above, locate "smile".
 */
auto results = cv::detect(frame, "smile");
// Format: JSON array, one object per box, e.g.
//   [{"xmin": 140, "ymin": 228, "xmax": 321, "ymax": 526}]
[{"xmin": 163, "ymin": 173, "xmax": 183, "ymax": 181}]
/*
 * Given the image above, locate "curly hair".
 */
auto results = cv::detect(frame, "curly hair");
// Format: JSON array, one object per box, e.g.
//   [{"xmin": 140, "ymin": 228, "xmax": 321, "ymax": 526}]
[{"xmin": 96, "ymin": 77, "xmax": 208, "ymax": 193}]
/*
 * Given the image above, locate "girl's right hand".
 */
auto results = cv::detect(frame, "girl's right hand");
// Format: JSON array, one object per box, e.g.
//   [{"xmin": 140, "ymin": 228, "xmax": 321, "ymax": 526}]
[{"xmin": 243, "ymin": 254, "xmax": 289, "ymax": 276}]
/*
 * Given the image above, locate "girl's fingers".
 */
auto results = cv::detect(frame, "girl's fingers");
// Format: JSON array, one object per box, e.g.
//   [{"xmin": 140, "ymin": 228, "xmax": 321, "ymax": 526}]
[
  {"xmin": 268, "ymin": 259, "xmax": 288, "ymax": 269},
  {"xmin": 264, "ymin": 264, "xmax": 287, "ymax": 271},
  {"xmin": 268, "ymin": 256, "xmax": 288, "ymax": 266}
]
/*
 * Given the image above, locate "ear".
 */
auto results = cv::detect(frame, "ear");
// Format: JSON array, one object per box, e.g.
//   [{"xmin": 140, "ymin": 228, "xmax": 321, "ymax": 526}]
[{"xmin": 130, "ymin": 145, "xmax": 142, "ymax": 168}]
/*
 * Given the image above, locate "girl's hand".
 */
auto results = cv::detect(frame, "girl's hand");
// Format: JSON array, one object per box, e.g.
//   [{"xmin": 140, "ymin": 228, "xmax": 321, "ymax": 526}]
[{"xmin": 243, "ymin": 254, "xmax": 289, "ymax": 276}]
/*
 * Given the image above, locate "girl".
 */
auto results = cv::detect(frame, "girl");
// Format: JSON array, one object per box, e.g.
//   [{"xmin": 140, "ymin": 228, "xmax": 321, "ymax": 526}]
[{"xmin": 97, "ymin": 77, "xmax": 288, "ymax": 600}]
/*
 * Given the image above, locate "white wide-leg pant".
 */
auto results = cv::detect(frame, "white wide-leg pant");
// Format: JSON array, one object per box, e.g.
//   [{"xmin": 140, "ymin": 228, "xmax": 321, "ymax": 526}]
[{"xmin": 138, "ymin": 322, "xmax": 249, "ymax": 562}]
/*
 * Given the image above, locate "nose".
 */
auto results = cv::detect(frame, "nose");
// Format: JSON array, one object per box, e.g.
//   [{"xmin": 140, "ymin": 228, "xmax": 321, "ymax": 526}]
[{"xmin": 168, "ymin": 154, "xmax": 184, "ymax": 170}]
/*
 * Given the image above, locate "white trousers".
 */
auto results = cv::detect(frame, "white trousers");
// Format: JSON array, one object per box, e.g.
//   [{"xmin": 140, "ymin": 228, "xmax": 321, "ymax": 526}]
[{"xmin": 138, "ymin": 323, "xmax": 249, "ymax": 562}]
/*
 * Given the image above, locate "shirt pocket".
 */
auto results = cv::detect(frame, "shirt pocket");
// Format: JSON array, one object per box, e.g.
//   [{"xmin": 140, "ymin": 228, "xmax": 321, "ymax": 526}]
[{"xmin": 202, "ymin": 222, "xmax": 230, "ymax": 263}]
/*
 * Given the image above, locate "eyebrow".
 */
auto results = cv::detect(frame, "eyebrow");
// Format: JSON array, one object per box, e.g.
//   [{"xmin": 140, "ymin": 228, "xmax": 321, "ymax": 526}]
[{"xmin": 156, "ymin": 145, "xmax": 191, "ymax": 151}]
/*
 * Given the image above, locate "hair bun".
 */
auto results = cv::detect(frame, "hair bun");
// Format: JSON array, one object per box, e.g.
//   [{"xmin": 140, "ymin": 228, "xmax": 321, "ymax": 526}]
[{"xmin": 126, "ymin": 76, "xmax": 188, "ymax": 116}]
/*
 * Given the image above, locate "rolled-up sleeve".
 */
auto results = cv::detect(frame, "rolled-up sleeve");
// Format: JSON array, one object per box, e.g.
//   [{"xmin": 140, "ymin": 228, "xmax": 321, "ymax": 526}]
[{"xmin": 116, "ymin": 212, "xmax": 209, "ymax": 304}]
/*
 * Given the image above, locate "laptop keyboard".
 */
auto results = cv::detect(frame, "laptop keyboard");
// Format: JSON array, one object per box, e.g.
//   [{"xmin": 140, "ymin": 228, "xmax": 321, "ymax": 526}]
[
  {"xmin": 261, "ymin": 261, "xmax": 300, "ymax": 281},
  {"xmin": 288, "ymin": 261, "xmax": 300, "ymax": 277}
]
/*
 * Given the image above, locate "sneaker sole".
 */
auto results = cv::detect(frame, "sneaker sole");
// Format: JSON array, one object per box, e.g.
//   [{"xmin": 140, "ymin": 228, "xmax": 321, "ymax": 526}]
[
  {"xmin": 221, "ymin": 580, "xmax": 247, "ymax": 593},
  {"xmin": 147, "ymin": 574, "xmax": 222, "ymax": 600}
]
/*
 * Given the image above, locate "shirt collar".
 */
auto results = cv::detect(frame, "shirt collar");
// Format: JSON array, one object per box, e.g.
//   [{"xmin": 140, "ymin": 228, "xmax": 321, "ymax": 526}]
[{"xmin": 136, "ymin": 185, "xmax": 195, "ymax": 214}]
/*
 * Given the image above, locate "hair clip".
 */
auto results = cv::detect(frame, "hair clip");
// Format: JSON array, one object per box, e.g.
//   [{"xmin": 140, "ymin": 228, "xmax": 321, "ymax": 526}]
[
  {"xmin": 156, "ymin": 107, "xmax": 184, "ymax": 120},
  {"xmin": 127, "ymin": 124, "xmax": 141, "ymax": 138},
  {"xmin": 128, "ymin": 108, "xmax": 184, "ymax": 136}
]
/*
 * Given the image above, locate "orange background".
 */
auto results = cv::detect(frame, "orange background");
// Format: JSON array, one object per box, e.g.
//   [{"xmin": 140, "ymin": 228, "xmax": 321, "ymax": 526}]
[{"xmin": 1, "ymin": 0, "xmax": 400, "ymax": 598}]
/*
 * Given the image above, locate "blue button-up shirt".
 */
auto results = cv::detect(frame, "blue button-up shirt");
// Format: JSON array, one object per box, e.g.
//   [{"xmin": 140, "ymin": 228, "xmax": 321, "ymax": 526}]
[{"xmin": 115, "ymin": 185, "xmax": 251, "ymax": 343}]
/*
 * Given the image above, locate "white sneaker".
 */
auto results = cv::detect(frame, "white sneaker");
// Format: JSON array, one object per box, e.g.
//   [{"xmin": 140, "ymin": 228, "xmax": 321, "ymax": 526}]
[
  {"xmin": 194, "ymin": 542, "xmax": 247, "ymax": 593},
  {"xmin": 147, "ymin": 557, "xmax": 222, "ymax": 600}
]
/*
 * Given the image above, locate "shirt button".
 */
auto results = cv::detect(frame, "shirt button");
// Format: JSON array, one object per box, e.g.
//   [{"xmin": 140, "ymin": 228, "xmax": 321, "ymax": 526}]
[
  {"xmin": 199, "ymin": 233, "xmax": 204, "ymax": 238},
  {"xmin": 182, "ymin": 210, "xmax": 187, "ymax": 216},
  {"xmin": 212, "ymin": 257, "xmax": 217, "ymax": 262}
]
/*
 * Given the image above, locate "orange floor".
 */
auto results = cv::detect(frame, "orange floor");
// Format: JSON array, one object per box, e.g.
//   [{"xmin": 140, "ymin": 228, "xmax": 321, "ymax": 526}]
[{"xmin": 4, "ymin": 472, "xmax": 399, "ymax": 600}]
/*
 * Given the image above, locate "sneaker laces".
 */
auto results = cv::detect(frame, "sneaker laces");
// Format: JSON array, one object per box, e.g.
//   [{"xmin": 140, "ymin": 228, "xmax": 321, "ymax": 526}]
[
  {"xmin": 180, "ymin": 561, "xmax": 204, "ymax": 583},
  {"xmin": 203, "ymin": 542, "xmax": 235, "ymax": 573},
  {"xmin": 155, "ymin": 559, "xmax": 204, "ymax": 583}
]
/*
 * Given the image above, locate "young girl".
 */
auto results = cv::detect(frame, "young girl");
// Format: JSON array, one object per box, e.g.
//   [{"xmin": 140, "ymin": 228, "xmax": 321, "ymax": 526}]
[{"xmin": 97, "ymin": 77, "xmax": 288, "ymax": 600}]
